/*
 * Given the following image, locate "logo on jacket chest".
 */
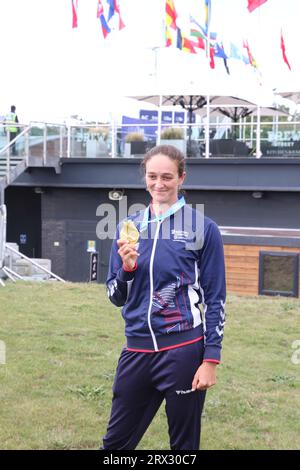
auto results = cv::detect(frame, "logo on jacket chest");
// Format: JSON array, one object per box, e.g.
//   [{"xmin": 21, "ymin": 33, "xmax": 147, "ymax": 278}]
[{"xmin": 171, "ymin": 229, "xmax": 190, "ymax": 242}]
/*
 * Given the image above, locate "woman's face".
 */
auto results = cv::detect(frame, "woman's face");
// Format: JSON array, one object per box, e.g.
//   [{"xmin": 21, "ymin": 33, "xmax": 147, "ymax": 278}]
[{"xmin": 145, "ymin": 154, "xmax": 186, "ymax": 207}]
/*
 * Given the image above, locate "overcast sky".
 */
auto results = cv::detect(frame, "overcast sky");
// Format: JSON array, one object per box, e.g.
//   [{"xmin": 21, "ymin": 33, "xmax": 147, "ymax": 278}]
[{"xmin": 0, "ymin": 0, "xmax": 299, "ymax": 122}]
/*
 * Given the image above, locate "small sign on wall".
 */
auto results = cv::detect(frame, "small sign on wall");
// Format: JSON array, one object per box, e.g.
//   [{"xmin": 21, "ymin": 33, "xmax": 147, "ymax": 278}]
[
  {"xmin": 20, "ymin": 234, "xmax": 27, "ymax": 245},
  {"xmin": 90, "ymin": 252, "xmax": 98, "ymax": 282},
  {"xmin": 87, "ymin": 240, "xmax": 96, "ymax": 252}
]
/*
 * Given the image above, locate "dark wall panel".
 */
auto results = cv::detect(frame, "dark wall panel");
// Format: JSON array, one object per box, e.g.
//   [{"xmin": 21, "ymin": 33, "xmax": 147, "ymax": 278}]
[
  {"xmin": 185, "ymin": 191, "xmax": 300, "ymax": 229},
  {"xmin": 5, "ymin": 186, "xmax": 41, "ymax": 258},
  {"xmin": 5, "ymin": 186, "xmax": 300, "ymax": 282},
  {"xmin": 41, "ymin": 188, "xmax": 150, "ymax": 282}
]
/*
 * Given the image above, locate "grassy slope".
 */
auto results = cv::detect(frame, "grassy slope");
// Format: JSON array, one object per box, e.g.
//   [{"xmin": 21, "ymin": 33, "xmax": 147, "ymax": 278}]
[{"xmin": 0, "ymin": 282, "xmax": 299, "ymax": 450}]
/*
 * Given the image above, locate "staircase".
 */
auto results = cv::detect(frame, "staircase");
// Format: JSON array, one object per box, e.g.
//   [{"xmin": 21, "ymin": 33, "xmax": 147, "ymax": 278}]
[
  {"xmin": 0, "ymin": 127, "xmax": 30, "ymax": 205},
  {"xmin": 0, "ymin": 127, "xmax": 65, "ymax": 285}
]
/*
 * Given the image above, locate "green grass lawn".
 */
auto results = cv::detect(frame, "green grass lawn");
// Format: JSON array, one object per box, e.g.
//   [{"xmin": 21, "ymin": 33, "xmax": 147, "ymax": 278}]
[{"xmin": 0, "ymin": 282, "xmax": 299, "ymax": 450}]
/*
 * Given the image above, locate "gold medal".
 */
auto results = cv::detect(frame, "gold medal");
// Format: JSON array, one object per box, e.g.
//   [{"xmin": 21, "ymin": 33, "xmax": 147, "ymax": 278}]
[{"xmin": 120, "ymin": 220, "xmax": 140, "ymax": 245}]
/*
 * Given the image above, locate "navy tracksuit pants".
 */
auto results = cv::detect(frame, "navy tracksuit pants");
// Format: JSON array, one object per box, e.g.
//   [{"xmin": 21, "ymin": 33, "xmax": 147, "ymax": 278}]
[{"xmin": 102, "ymin": 339, "xmax": 206, "ymax": 450}]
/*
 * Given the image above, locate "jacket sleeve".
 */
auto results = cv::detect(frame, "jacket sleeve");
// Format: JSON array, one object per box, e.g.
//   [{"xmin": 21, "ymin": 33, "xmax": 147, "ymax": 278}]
[
  {"xmin": 198, "ymin": 221, "xmax": 226, "ymax": 363},
  {"xmin": 106, "ymin": 228, "xmax": 136, "ymax": 307}
]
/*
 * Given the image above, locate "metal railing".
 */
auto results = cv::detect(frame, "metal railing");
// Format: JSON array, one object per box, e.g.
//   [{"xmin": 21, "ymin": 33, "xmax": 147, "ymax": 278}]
[
  {"xmin": 1, "ymin": 119, "xmax": 300, "ymax": 162},
  {"xmin": 3, "ymin": 243, "xmax": 65, "ymax": 284},
  {"xmin": 0, "ymin": 126, "xmax": 30, "ymax": 183},
  {"xmin": 0, "ymin": 204, "xmax": 6, "ymax": 270}
]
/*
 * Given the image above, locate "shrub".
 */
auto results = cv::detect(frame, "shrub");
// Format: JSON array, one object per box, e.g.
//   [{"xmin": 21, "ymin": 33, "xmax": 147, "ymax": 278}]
[
  {"xmin": 160, "ymin": 127, "xmax": 184, "ymax": 139},
  {"xmin": 88, "ymin": 126, "xmax": 109, "ymax": 141},
  {"xmin": 125, "ymin": 132, "xmax": 144, "ymax": 143}
]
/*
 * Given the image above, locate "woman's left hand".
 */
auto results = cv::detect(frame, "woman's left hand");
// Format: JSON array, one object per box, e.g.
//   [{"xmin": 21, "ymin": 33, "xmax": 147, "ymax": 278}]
[{"xmin": 192, "ymin": 362, "xmax": 217, "ymax": 391}]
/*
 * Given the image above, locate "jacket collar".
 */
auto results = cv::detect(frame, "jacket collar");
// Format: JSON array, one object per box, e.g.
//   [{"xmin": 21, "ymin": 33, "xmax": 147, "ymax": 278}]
[{"xmin": 139, "ymin": 196, "xmax": 186, "ymax": 232}]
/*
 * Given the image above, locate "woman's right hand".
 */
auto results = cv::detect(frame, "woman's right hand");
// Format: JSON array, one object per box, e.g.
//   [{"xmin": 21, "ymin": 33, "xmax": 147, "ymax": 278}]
[{"xmin": 117, "ymin": 239, "xmax": 139, "ymax": 270}]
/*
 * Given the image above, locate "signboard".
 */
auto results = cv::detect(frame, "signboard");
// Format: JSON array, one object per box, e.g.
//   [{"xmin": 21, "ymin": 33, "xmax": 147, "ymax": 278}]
[
  {"xmin": 20, "ymin": 234, "xmax": 27, "ymax": 245},
  {"xmin": 90, "ymin": 252, "xmax": 98, "ymax": 282},
  {"xmin": 87, "ymin": 240, "xmax": 96, "ymax": 252},
  {"xmin": 261, "ymin": 141, "xmax": 300, "ymax": 157},
  {"xmin": 174, "ymin": 112, "xmax": 185, "ymax": 124},
  {"xmin": 139, "ymin": 110, "xmax": 157, "ymax": 121},
  {"xmin": 162, "ymin": 111, "xmax": 172, "ymax": 123}
]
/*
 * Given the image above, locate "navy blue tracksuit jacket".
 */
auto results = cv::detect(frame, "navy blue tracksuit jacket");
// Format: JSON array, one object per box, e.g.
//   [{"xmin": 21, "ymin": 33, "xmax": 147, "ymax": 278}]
[{"xmin": 106, "ymin": 198, "xmax": 226, "ymax": 363}]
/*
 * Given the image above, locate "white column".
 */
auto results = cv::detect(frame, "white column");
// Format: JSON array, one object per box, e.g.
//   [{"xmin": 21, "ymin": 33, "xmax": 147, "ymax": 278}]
[
  {"xmin": 157, "ymin": 94, "xmax": 162, "ymax": 146},
  {"xmin": 256, "ymin": 105, "xmax": 262, "ymax": 158},
  {"xmin": 205, "ymin": 95, "xmax": 210, "ymax": 158}
]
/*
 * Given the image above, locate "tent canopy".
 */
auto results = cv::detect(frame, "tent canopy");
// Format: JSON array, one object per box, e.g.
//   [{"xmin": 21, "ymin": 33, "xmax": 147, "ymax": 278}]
[
  {"xmin": 276, "ymin": 91, "xmax": 300, "ymax": 104},
  {"xmin": 129, "ymin": 94, "xmax": 259, "ymax": 122},
  {"xmin": 130, "ymin": 94, "xmax": 288, "ymax": 121}
]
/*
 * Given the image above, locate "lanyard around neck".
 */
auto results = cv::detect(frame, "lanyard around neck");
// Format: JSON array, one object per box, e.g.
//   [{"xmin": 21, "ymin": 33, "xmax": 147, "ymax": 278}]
[{"xmin": 139, "ymin": 196, "xmax": 186, "ymax": 232}]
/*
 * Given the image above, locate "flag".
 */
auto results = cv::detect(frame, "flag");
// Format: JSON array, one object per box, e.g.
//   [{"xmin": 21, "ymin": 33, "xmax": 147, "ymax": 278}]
[
  {"xmin": 190, "ymin": 15, "xmax": 216, "ymax": 59},
  {"xmin": 190, "ymin": 17, "xmax": 205, "ymax": 49},
  {"xmin": 71, "ymin": 0, "xmax": 78, "ymax": 28},
  {"xmin": 223, "ymin": 56, "xmax": 230, "ymax": 75},
  {"xmin": 190, "ymin": 16, "xmax": 216, "ymax": 41},
  {"xmin": 230, "ymin": 43, "xmax": 242, "ymax": 60},
  {"xmin": 247, "ymin": 0, "xmax": 268, "ymax": 13},
  {"xmin": 166, "ymin": 0, "xmax": 178, "ymax": 30},
  {"xmin": 97, "ymin": 0, "xmax": 111, "ymax": 38},
  {"xmin": 243, "ymin": 40, "xmax": 258, "ymax": 68},
  {"xmin": 281, "ymin": 29, "xmax": 291, "ymax": 70},
  {"xmin": 190, "ymin": 29, "xmax": 205, "ymax": 49},
  {"xmin": 106, "ymin": 0, "xmax": 125, "ymax": 30},
  {"xmin": 166, "ymin": 26, "xmax": 173, "ymax": 47},
  {"xmin": 215, "ymin": 43, "xmax": 230, "ymax": 74},
  {"xmin": 176, "ymin": 27, "xmax": 182, "ymax": 50},
  {"xmin": 107, "ymin": 0, "xmax": 115, "ymax": 20},
  {"xmin": 177, "ymin": 28, "xmax": 197, "ymax": 54},
  {"xmin": 182, "ymin": 35, "xmax": 197, "ymax": 54},
  {"xmin": 209, "ymin": 46, "xmax": 215, "ymax": 69},
  {"xmin": 204, "ymin": 0, "xmax": 211, "ymax": 34},
  {"xmin": 214, "ymin": 42, "xmax": 227, "ymax": 59}
]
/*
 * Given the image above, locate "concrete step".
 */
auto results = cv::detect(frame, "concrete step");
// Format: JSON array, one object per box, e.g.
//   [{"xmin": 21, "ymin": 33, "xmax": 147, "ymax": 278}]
[
  {"xmin": 11, "ymin": 258, "xmax": 52, "ymax": 278},
  {"xmin": 1, "ymin": 243, "xmax": 52, "ymax": 281}
]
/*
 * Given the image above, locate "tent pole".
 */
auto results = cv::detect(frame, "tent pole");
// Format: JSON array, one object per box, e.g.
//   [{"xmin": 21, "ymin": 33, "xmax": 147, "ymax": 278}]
[
  {"xmin": 157, "ymin": 94, "xmax": 162, "ymax": 146},
  {"xmin": 256, "ymin": 105, "xmax": 262, "ymax": 158}
]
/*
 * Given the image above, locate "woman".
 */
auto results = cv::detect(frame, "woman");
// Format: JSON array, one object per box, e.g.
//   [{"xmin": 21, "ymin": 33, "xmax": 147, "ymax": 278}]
[{"xmin": 102, "ymin": 145, "xmax": 226, "ymax": 450}]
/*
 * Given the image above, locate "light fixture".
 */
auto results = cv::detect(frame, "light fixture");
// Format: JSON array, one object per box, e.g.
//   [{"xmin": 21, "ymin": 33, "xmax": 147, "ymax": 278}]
[
  {"xmin": 252, "ymin": 191, "xmax": 264, "ymax": 199},
  {"xmin": 108, "ymin": 189, "xmax": 124, "ymax": 201},
  {"xmin": 34, "ymin": 187, "xmax": 44, "ymax": 194}
]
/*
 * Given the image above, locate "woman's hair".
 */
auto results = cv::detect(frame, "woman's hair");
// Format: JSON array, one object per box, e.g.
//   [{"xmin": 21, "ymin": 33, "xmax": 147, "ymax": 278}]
[{"xmin": 141, "ymin": 144, "xmax": 186, "ymax": 177}]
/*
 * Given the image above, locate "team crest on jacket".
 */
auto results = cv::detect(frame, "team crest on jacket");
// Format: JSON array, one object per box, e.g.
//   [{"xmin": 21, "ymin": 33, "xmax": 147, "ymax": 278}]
[{"xmin": 171, "ymin": 229, "xmax": 190, "ymax": 242}]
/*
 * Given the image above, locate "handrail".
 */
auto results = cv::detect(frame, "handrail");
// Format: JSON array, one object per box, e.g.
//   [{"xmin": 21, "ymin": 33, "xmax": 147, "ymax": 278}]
[
  {"xmin": 5, "ymin": 243, "xmax": 65, "ymax": 282},
  {"xmin": 3, "ymin": 266, "xmax": 23, "ymax": 281},
  {"xmin": 0, "ymin": 126, "xmax": 30, "ymax": 184},
  {"xmin": 0, "ymin": 126, "xmax": 31, "ymax": 156},
  {"xmin": 1, "ymin": 119, "xmax": 300, "ymax": 162},
  {"xmin": 0, "ymin": 204, "xmax": 6, "ymax": 268}
]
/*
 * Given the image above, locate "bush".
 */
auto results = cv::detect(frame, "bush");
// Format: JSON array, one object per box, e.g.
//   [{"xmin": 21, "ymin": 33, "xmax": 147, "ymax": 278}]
[
  {"xmin": 125, "ymin": 132, "xmax": 144, "ymax": 143},
  {"xmin": 160, "ymin": 127, "xmax": 184, "ymax": 139},
  {"xmin": 88, "ymin": 126, "xmax": 109, "ymax": 141}
]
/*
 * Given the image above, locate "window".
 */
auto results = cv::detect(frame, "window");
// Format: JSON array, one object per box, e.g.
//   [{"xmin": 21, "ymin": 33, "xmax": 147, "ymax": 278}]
[{"xmin": 259, "ymin": 251, "xmax": 299, "ymax": 297}]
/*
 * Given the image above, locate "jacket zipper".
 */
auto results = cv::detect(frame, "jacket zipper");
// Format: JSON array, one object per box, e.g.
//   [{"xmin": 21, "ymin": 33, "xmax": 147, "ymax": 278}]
[{"xmin": 147, "ymin": 220, "xmax": 161, "ymax": 351}]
